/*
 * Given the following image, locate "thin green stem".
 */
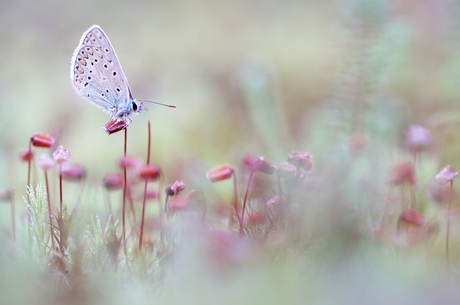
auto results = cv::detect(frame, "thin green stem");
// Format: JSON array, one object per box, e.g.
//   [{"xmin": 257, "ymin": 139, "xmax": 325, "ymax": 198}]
[
  {"xmin": 240, "ymin": 168, "xmax": 254, "ymax": 235},
  {"xmin": 44, "ymin": 170, "xmax": 55, "ymax": 250}
]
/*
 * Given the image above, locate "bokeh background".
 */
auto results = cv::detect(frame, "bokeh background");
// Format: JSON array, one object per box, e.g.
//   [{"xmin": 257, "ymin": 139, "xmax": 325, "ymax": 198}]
[
  {"xmin": 1, "ymin": 0, "xmax": 460, "ymax": 185},
  {"xmin": 2, "ymin": 0, "xmax": 460, "ymax": 304}
]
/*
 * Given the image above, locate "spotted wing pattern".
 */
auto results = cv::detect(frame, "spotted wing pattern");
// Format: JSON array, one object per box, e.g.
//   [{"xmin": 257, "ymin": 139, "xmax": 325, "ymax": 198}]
[{"xmin": 70, "ymin": 25, "xmax": 131, "ymax": 117}]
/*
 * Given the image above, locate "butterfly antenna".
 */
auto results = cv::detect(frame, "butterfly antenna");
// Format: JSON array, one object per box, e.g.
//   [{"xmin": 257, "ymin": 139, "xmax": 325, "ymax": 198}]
[{"xmin": 139, "ymin": 100, "xmax": 176, "ymax": 108}]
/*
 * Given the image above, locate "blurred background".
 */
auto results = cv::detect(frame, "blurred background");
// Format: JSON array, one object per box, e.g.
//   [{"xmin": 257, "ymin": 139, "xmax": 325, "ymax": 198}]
[
  {"xmin": 1, "ymin": 0, "xmax": 460, "ymax": 186},
  {"xmin": 0, "ymin": 0, "xmax": 340, "ymax": 185},
  {"xmin": 0, "ymin": 0, "xmax": 460, "ymax": 180},
  {"xmin": 2, "ymin": 0, "xmax": 460, "ymax": 304}
]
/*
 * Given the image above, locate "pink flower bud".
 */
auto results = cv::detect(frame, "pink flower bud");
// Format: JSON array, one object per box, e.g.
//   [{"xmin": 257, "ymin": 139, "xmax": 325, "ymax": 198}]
[
  {"xmin": 241, "ymin": 156, "xmax": 257, "ymax": 169},
  {"xmin": 31, "ymin": 133, "xmax": 55, "ymax": 148},
  {"xmin": 207, "ymin": 164, "xmax": 234, "ymax": 182},
  {"xmin": 254, "ymin": 156, "xmax": 276, "ymax": 175},
  {"xmin": 0, "ymin": 188, "xmax": 13, "ymax": 202},
  {"xmin": 288, "ymin": 151, "xmax": 313, "ymax": 171},
  {"xmin": 165, "ymin": 180, "xmax": 186, "ymax": 196},
  {"xmin": 61, "ymin": 163, "xmax": 85, "ymax": 181},
  {"xmin": 19, "ymin": 148, "xmax": 33, "ymax": 162},
  {"xmin": 103, "ymin": 173, "xmax": 123, "ymax": 190},
  {"xmin": 398, "ymin": 209, "xmax": 425, "ymax": 228},
  {"xmin": 36, "ymin": 153, "xmax": 55, "ymax": 171},
  {"xmin": 168, "ymin": 197, "xmax": 189, "ymax": 211},
  {"xmin": 405, "ymin": 124, "xmax": 431, "ymax": 150},
  {"xmin": 104, "ymin": 119, "xmax": 128, "ymax": 135},
  {"xmin": 118, "ymin": 155, "xmax": 140, "ymax": 168},
  {"xmin": 138, "ymin": 164, "xmax": 161, "ymax": 180},
  {"xmin": 386, "ymin": 162, "xmax": 415, "ymax": 186},
  {"xmin": 52, "ymin": 146, "xmax": 70, "ymax": 164},
  {"xmin": 436, "ymin": 165, "xmax": 458, "ymax": 185}
]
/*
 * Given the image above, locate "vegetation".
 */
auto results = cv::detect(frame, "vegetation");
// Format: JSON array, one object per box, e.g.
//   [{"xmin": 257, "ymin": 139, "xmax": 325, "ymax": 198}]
[{"xmin": 2, "ymin": 1, "xmax": 460, "ymax": 304}]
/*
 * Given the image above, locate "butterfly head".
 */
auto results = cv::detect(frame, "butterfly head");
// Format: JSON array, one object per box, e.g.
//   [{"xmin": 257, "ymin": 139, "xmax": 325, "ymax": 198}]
[
  {"xmin": 113, "ymin": 99, "xmax": 143, "ymax": 119},
  {"xmin": 127, "ymin": 89, "xmax": 143, "ymax": 115},
  {"xmin": 131, "ymin": 99, "xmax": 143, "ymax": 114}
]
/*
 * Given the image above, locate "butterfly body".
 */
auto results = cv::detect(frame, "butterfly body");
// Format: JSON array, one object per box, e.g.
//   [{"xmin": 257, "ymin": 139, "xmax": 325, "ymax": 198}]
[{"xmin": 70, "ymin": 25, "xmax": 143, "ymax": 125}]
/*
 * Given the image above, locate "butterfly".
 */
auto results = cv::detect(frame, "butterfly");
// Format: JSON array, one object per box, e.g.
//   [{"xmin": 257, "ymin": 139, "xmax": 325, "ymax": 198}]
[{"xmin": 70, "ymin": 25, "xmax": 174, "ymax": 132}]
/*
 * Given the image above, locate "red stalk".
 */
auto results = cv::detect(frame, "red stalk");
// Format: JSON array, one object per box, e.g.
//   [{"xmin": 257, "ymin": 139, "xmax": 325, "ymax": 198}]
[
  {"xmin": 58, "ymin": 166, "xmax": 63, "ymax": 254},
  {"xmin": 446, "ymin": 180, "xmax": 453, "ymax": 263},
  {"xmin": 232, "ymin": 174, "xmax": 242, "ymax": 235},
  {"xmin": 139, "ymin": 121, "xmax": 151, "ymax": 249},
  {"xmin": 122, "ymin": 128, "xmax": 128, "ymax": 249}
]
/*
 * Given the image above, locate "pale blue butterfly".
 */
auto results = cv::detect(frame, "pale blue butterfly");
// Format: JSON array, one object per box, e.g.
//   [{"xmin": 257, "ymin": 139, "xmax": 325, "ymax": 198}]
[{"xmin": 70, "ymin": 25, "xmax": 174, "ymax": 129}]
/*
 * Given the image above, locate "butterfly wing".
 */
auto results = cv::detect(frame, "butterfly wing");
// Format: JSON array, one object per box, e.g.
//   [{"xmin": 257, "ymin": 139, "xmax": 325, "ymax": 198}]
[{"xmin": 70, "ymin": 25, "xmax": 132, "ymax": 117}]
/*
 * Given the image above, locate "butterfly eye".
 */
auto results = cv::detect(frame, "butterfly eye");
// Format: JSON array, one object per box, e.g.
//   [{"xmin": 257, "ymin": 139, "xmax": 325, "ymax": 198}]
[{"xmin": 132, "ymin": 101, "xmax": 143, "ymax": 113}]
